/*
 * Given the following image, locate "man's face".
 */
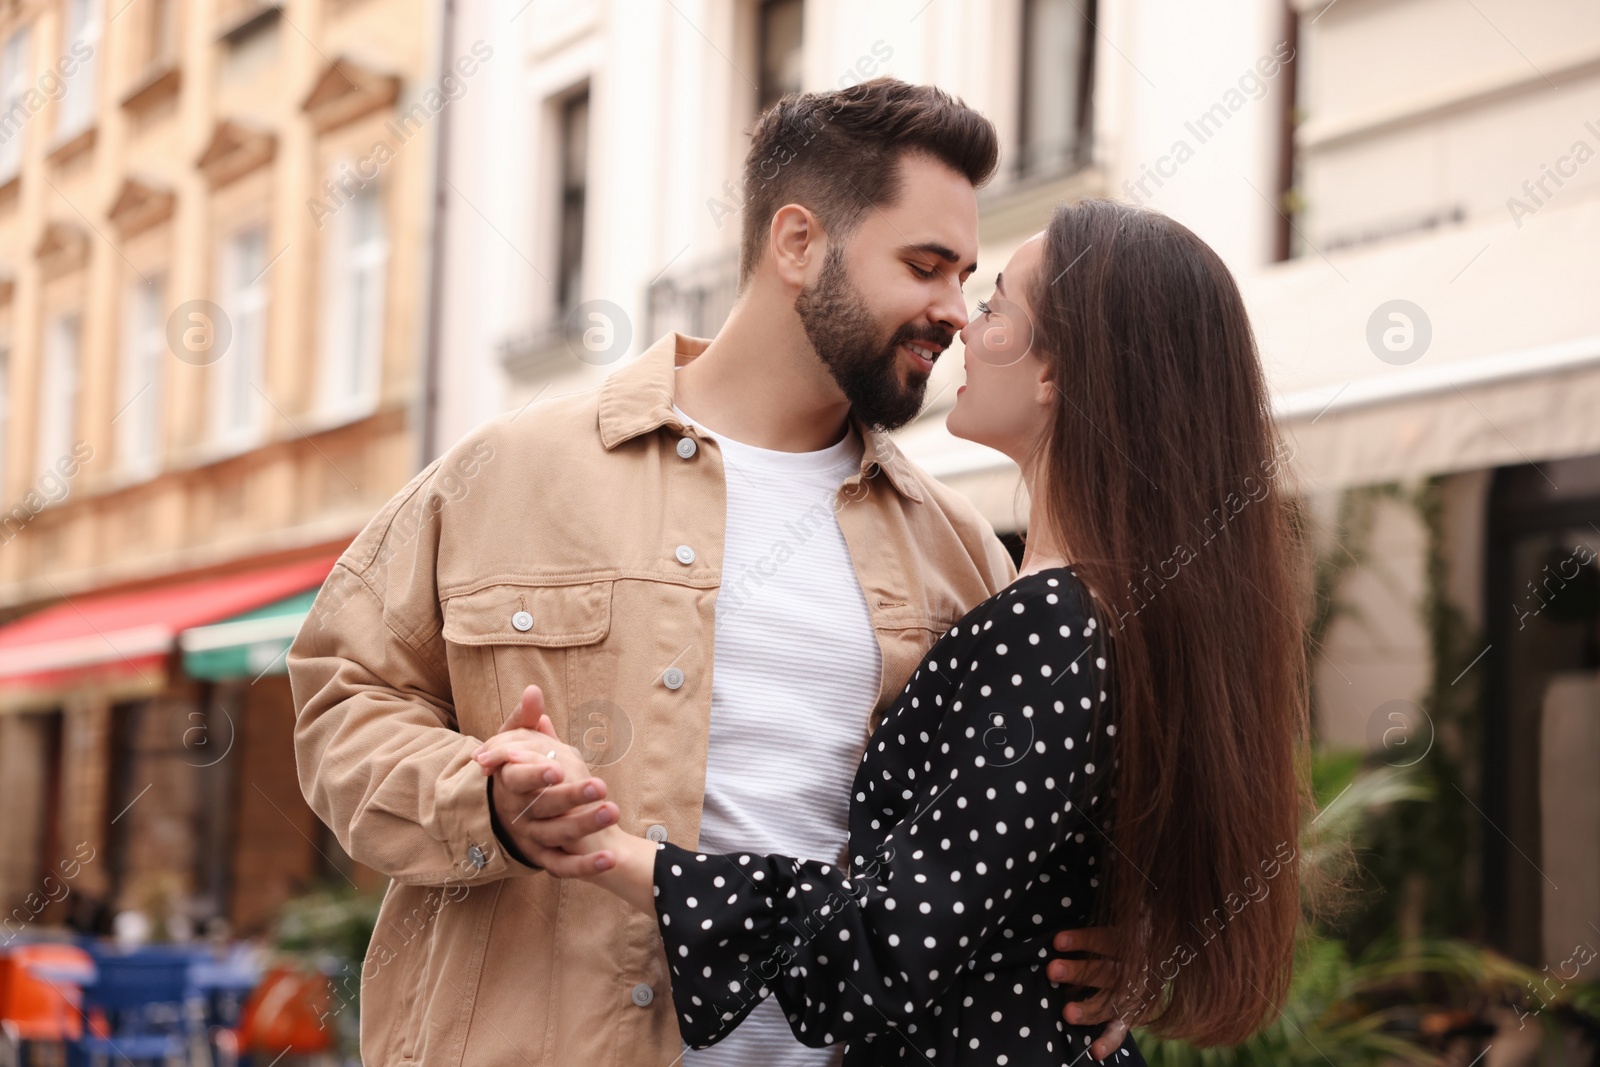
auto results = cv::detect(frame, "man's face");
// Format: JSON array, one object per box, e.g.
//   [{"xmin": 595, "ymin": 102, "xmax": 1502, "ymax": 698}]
[{"xmin": 794, "ymin": 153, "xmax": 979, "ymax": 432}]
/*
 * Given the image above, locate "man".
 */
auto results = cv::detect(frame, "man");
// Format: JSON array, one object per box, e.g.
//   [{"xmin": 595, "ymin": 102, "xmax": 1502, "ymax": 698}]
[{"xmin": 290, "ymin": 77, "xmax": 1126, "ymax": 1066}]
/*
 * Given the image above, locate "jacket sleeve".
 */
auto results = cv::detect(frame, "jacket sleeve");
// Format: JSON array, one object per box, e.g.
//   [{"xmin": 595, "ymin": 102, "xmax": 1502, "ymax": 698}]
[
  {"xmin": 288, "ymin": 445, "xmax": 542, "ymax": 888},
  {"xmin": 650, "ymin": 581, "xmax": 1113, "ymax": 1049}
]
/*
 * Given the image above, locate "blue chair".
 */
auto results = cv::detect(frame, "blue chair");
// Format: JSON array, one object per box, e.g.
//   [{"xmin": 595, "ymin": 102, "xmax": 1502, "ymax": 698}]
[
  {"xmin": 187, "ymin": 947, "xmax": 261, "ymax": 1062},
  {"xmin": 69, "ymin": 947, "xmax": 198, "ymax": 1066}
]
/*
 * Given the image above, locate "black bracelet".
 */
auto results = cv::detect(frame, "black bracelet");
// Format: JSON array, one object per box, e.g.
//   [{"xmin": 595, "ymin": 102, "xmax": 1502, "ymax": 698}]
[{"xmin": 486, "ymin": 776, "xmax": 543, "ymax": 871}]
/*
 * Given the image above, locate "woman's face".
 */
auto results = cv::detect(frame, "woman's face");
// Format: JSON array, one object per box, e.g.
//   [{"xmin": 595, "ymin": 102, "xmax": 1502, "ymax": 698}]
[{"xmin": 946, "ymin": 232, "xmax": 1054, "ymax": 465}]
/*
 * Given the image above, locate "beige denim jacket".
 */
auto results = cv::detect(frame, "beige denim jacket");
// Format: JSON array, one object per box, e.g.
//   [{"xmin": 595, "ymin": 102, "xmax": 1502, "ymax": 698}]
[{"xmin": 289, "ymin": 332, "xmax": 1018, "ymax": 1065}]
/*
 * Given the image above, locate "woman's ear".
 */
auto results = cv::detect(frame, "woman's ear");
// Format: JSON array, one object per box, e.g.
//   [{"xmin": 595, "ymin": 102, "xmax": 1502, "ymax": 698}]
[
  {"xmin": 1034, "ymin": 364, "xmax": 1059, "ymax": 408},
  {"xmin": 769, "ymin": 203, "xmax": 822, "ymax": 288}
]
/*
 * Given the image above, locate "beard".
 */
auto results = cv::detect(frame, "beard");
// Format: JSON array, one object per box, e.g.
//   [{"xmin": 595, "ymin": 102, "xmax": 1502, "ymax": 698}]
[{"xmin": 794, "ymin": 245, "xmax": 951, "ymax": 433}]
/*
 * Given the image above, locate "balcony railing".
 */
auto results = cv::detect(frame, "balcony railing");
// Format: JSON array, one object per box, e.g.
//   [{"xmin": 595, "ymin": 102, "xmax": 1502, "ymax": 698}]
[
  {"xmin": 646, "ymin": 249, "xmax": 739, "ymax": 342},
  {"xmin": 500, "ymin": 250, "xmax": 741, "ymax": 382}
]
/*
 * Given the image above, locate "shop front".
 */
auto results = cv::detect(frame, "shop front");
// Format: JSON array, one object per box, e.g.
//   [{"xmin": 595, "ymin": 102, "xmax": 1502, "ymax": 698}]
[{"xmin": 0, "ymin": 550, "xmax": 374, "ymax": 942}]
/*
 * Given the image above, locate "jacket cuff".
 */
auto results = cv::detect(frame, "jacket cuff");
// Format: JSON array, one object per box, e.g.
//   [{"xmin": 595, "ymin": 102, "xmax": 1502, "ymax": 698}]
[
  {"xmin": 486, "ymin": 775, "xmax": 544, "ymax": 872},
  {"xmin": 423, "ymin": 741, "xmax": 544, "ymax": 884}
]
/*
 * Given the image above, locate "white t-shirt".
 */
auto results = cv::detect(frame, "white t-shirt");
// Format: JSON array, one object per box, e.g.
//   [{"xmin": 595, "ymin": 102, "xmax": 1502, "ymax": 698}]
[{"xmin": 673, "ymin": 393, "xmax": 882, "ymax": 1067}]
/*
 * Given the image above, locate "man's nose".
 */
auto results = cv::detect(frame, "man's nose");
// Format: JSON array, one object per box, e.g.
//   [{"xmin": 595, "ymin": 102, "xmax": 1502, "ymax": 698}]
[{"xmin": 933, "ymin": 284, "xmax": 969, "ymax": 332}]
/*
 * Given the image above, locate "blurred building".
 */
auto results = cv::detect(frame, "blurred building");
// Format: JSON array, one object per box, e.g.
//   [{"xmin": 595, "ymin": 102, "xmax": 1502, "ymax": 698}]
[
  {"xmin": 435, "ymin": 0, "xmax": 1600, "ymax": 977},
  {"xmin": 1258, "ymin": 0, "xmax": 1600, "ymax": 973},
  {"xmin": 0, "ymin": 0, "xmax": 444, "ymax": 937}
]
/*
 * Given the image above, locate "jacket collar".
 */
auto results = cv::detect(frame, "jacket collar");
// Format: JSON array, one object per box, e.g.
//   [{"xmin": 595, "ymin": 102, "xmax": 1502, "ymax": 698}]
[{"xmin": 598, "ymin": 332, "xmax": 925, "ymax": 504}]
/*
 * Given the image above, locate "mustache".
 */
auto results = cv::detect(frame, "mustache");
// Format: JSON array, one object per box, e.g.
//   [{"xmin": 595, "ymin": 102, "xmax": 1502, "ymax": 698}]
[{"xmin": 888, "ymin": 324, "xmax": 954, "ymax": 353}]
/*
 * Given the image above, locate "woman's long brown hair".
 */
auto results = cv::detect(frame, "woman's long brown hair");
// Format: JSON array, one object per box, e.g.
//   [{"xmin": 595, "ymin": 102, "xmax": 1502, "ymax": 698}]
[{"xmin": 1023, "ymin": 199, "xmax": 1311, "ymax": 1045}]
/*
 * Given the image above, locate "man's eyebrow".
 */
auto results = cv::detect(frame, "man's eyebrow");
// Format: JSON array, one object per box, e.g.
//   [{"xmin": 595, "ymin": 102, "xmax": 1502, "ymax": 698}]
[{"xmin": 902, "ymin": 242, "xmax": 978, "ymax": 276}]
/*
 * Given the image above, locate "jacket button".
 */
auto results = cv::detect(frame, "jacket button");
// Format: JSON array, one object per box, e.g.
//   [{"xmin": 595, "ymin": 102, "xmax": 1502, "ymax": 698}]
[
  {"xmin": 630, "ymin": 983, "xmax": 655, "ymax": 1007},
  {"xmin": 467, "ymin": 844, "xmax": 487, "ymax": 869},
  {"xmin": 674, "ymin": 544, "xmax": 696, "ymax": 565},
  {"xmin": 676, "ymin": 437, "xmax": 697, "ymax": 459},
  {"xmin": 646, "ymin": 824, "xmax": 668, "ymax": 843},
  {"xmin": 662, "ymin": 667, "xmax": 685, "ymax": 690},
  {"xmin": 511, "ymin": 610, "xmax": 534, "ymax": 632}
]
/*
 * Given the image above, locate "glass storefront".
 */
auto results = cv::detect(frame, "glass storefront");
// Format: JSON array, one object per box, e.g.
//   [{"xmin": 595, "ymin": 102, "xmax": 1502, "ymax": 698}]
[{"xmin": 1486, "ymin": 454, "xmax": 1600, "ymax": 968}]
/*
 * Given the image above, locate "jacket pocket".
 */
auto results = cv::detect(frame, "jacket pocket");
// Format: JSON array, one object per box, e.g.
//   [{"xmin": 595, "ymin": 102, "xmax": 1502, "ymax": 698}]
[
  {"xmin": 440, "ymin": 579, "xmax": 615, "ymax": 742},
  {"xmin": 442, "ymin": 579, "xmax": 614, "ymax": 647},
  {"xmin": 869, "ymin": 607, "xmax": 964, "ymax": 733}
]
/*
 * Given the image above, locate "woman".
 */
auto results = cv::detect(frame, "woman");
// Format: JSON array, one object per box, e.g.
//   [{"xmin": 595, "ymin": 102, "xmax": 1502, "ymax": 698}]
[{"xmin": 478, "ymin": 199, "xmax": 1309, "ymax": 1065}]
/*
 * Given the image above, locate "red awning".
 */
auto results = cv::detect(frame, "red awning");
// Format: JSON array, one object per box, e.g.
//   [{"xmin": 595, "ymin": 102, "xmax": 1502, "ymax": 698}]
[{"xmin": 0, "ymin": 554, "xmax": 340, "ymax": 695}]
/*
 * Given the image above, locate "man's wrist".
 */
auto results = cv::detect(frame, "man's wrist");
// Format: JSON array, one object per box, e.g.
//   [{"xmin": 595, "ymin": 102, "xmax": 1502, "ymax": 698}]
[{"xmin": 486, "ymin": 776, "xmax": 543, "ymax": 871}]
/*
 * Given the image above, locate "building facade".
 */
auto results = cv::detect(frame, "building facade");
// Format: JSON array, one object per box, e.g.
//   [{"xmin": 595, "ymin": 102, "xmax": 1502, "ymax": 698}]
[
  {"xmin": 0, "ymin": 0, "xmax": 446, "ymax": 938},
  {"xmin": 1257, "ymin": 0, "xmax": 1600, "ymax": 973}
]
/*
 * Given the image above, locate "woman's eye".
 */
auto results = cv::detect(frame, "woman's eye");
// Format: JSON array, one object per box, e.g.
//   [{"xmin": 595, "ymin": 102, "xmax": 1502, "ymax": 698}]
[{"xmin": 975, "ymin": 299, "xmax": 991, "ymax": 316}]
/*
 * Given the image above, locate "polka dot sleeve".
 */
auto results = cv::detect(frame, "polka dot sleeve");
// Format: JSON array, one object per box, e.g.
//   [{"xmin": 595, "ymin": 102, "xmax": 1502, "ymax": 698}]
[{"xmin": 650, "ymin": 576, "xmax": 1114, "ymax": 1051}]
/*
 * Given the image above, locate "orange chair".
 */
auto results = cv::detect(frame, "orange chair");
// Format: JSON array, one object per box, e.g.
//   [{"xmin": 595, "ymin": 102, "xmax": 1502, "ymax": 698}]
[
  {"xmin": 237, "ymin": 967, "xmax": 335, "ymax": 1053},
  {"xmin": 0, "ymin": 943, "xmax": 93, "ymax": 1041}
]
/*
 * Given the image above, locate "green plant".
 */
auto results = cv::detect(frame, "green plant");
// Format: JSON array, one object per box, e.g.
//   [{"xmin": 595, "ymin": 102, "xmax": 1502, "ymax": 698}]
[
  {"xmin": 1300, "ymin": 480, "xmax": 1483, "ymax": 948},
  {"xmin": 1130, "ymin": 751, "xmax": 1600, "ymax": 1064},
  {"xmin": 1138, "ymin": 934, "xmax": 1437, "ymax": 1067},
  {"xmin": 1139, "ymin": 933, "xmax": 1600, "ymax": 1067},
  {"xmin": 273, "ymin": 884, "xmax": 384, "ymax": 962},
  {"xmin": 270, "ymin": 885, "xmax": 385, "ymax": 1063}
]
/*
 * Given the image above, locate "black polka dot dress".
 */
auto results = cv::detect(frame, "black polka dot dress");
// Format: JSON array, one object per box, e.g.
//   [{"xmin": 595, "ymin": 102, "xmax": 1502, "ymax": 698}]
[{"xmin": 652, "ymin": 567, "xmax": 1146, "ymax": 1066}]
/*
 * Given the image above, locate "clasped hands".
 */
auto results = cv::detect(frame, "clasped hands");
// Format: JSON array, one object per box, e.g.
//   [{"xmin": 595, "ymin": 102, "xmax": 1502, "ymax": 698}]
[
  {"xmin": 471, "ymin": 683, "xmax": 631, "ymax": 877},
  {"xmin": 470, "ymin": 684, "xmax": 1130, "ymax": 1058}
]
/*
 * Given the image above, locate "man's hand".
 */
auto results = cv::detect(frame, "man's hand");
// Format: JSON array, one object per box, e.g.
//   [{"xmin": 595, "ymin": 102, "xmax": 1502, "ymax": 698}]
[
  {"xmin": 472, "ymin": 685, "xmax": 623, "ymax": 876},
  {"xmin": 1049, "ymin": 926, "xmax": 1131, "ymax": 1060}
]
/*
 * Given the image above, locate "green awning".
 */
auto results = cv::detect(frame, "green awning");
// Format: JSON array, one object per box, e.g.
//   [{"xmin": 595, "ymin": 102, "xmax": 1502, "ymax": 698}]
[{"xmin": 179, "ymin": 589, "xmax": 319, "ymax": 681}]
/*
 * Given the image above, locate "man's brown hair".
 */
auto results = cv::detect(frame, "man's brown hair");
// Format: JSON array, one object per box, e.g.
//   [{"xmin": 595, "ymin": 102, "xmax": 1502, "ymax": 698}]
[{"xmin": 737, "ymin": 78, "xmax": 999, "ymax": 288}]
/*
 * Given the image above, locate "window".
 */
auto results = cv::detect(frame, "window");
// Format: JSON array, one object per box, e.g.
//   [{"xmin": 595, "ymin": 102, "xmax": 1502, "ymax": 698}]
[
  {"xmin": 757, "ymin": 0, "xmax": 803, "ymax": 113},
  {"xmin": 317, "ymin": 182, "xmax": 387, "ymax": 419},
  {"xmin": 210, "ymin": 227, "xmax": 266, "ymax": 450},
  {"xmin": 555, "ymin": 88, "xmax": 588, "ymax": 315},
  {"xmin": 38, "ymin": 312, "xmax": 80, "ymax": 474},
  {"xmin": 56, "ymin": 0, "xmax": 100, "ymax": 139},
  {"xmin": 1018, "ymin": 0, "xmax": 1095, "ymax": 180},
  {"xmin": 117, "ymin": 275, "xmax": 164, "ymax": 478},
  {"xmin": 0, "ymin": 28, "xmax": 31, "ymax": 181}
]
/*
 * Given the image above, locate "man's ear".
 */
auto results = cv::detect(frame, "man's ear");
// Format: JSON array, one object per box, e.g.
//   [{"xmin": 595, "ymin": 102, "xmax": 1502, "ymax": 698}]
[{"xmin": 769, "ymin": 203, "xmax": 822, "ymax": 288}]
